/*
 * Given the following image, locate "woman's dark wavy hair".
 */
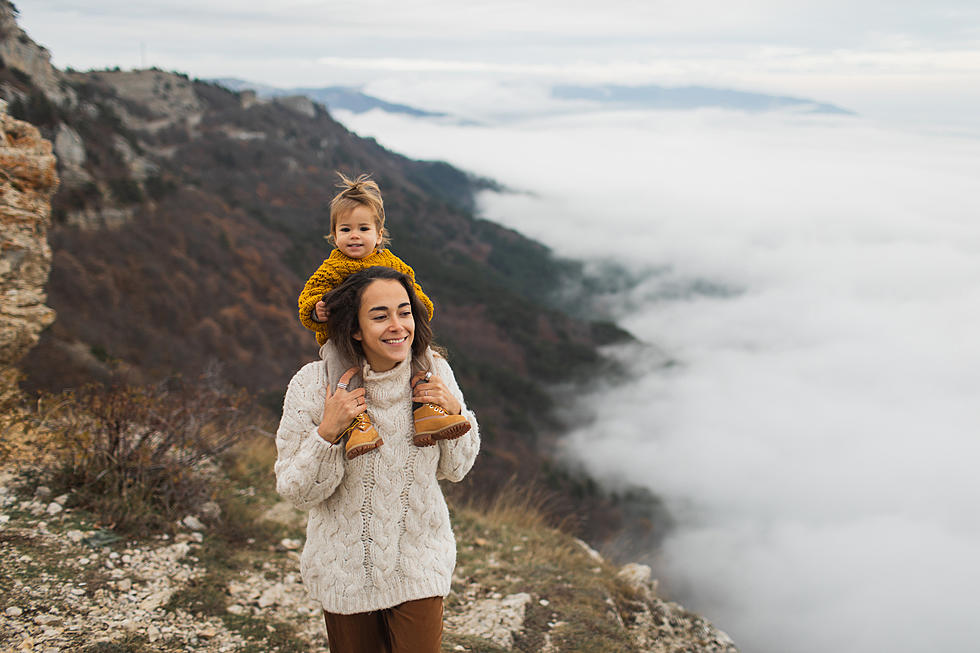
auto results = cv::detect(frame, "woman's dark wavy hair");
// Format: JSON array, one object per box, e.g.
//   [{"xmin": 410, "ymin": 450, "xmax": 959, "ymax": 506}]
[{"xmin": 322, "ymin": 266, "xmax": 435, "ymax": 368}]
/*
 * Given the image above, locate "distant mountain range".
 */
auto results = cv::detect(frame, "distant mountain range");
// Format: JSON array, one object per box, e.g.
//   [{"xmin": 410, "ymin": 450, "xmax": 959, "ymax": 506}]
[
  {"xmin": 552, "ymin": 84, "xmax": 854, "ymax": 115},
  {"xmin": 212, "ymin": 77, "xmax": 853, "ymax": 121},
  {"xmin": 210, "ymin": 78, "xmax": 446, "ymax": 117}
]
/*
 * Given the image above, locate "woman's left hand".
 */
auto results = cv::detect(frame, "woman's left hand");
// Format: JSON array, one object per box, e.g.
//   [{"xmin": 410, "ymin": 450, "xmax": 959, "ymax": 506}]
[{"xmin": 411, "ymin": 371, "xmax": 462, "ymax": 415}]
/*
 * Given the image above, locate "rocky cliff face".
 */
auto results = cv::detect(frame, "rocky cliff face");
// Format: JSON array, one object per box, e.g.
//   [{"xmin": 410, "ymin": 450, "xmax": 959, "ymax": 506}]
[
  {"xmin": 0, "ymin": 102, "xmax": 58, "ymax": 368},
  {"xmin": 0, "ymin": 2, "xmax": 71, "ymax": 106}
]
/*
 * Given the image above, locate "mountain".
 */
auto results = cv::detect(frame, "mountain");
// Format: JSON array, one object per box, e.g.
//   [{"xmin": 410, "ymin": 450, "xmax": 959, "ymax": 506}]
[
  {"xmin": 0, "ymin": 1, "xmax": 668, "ymax": 547},
  {"xmin": 552, "ymin": 83, "xmax": 855, "ymax": 115},
  {"xmin": 211, "ymin": 77, "xmax": 446, "ymax": 118}
]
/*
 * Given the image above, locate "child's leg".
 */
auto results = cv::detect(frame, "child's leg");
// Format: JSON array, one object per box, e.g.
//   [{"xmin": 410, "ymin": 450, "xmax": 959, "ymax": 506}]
[
  {"xmin": 321, "ymin": 340, "xmax": 379, "ymax": 458},
  {"xmin": 411, "ymin": 352, "xmax": 470, "ymax": 447}
]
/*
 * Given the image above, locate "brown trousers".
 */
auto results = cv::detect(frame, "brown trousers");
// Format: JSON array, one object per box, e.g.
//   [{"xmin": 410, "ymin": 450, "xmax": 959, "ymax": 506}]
[{"xmin": 322, "ymin": 596, "xmax": 444, "ymax": 653}]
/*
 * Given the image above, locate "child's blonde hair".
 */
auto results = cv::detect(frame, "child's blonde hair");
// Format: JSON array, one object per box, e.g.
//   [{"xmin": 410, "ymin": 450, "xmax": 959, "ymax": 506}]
[{"xmin": 327, "ymin": 172, "xmax": 390, "ymax": 249}]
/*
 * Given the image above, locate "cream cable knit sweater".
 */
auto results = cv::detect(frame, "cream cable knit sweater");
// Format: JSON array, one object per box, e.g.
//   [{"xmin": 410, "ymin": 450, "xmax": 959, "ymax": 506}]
[{"xmin": 275, "ymin": 344, "xmax": 480, "ymax": 615}]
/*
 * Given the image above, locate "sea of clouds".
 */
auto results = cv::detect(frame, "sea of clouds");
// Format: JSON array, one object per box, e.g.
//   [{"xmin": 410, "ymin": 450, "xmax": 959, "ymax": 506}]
[{"xmin": 336, "ymin": 104, "xmax": 980, "ymax": 653}]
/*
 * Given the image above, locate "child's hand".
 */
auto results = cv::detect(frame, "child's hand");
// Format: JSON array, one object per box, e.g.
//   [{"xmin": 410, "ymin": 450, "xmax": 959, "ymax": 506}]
[{"xmin": 314, "ymin": 301, "xmax": 329, "ymax": 323}]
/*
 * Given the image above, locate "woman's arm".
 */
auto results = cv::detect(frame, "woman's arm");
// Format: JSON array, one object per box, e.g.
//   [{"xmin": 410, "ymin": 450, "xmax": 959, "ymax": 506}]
[
  {"xmin": 274, "ymin": 363, "xmax": 347, "ymax": 510},
  {"xmin": 429, "ymin": 356, "xmax": 480, "ymax": 482}
]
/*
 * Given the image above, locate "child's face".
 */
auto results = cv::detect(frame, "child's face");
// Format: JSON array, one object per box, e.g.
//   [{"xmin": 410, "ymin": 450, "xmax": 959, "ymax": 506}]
[{"xmin": 334, "ymin": 204, "xmax": 381, "ymax": 259}]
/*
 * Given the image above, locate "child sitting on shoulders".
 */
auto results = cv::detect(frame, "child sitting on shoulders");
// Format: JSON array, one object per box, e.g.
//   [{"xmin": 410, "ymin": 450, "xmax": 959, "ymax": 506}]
[{"xmin": 298, "ymin": 172, "xmax": 469, "ymax": 459}]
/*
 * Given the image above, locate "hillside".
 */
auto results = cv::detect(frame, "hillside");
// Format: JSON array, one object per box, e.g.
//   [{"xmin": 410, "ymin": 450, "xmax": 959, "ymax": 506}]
[
  {"xmin": 0, "ymin": 428, "xmax": 736, "ymax": 653},
  {"xmin": 0, "ymin": 1, "xmax": 658, "ymax": 544}
]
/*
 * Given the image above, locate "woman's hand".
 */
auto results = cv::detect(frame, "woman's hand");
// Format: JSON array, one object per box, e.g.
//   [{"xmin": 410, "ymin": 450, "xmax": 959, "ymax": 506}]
[
  {"xmin": 317, "ymin": 367, "xmax": 366, "ymax": 443},
  {"xmin": 411, "ymin": 371, "xmax": 462, "ymax": 415}
]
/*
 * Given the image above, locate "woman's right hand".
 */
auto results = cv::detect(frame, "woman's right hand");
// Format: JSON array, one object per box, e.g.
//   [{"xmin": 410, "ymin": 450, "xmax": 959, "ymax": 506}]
[{"xmin": 317, "ymin": 367, "xmax": 366, "ymax": 443}]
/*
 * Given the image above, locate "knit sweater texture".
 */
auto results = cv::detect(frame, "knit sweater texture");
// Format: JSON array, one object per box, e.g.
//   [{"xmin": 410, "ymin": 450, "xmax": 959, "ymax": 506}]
[
  {"xmin": 274, "ymin": 343, "xmax": 479, "ymax": 614},
  {"xmin": 298, "ymin": 248, "xmax": 435, "ymax": 345}
]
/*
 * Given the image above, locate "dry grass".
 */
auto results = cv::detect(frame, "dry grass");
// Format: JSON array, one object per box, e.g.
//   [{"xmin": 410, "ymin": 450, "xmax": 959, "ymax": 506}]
[
  {"xmin": 448, "ymin": 488, "xmax": 647, "ymax": 652},
  {"xmin": 31, "ymin": 378, "xmax": 253, "ymax": 535}
]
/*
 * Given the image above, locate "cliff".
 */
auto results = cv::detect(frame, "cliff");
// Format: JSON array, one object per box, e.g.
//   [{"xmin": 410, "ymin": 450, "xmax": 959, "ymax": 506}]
[{"xmin": 0, "ymin": 101, "xmax": 58, "ymax": 369}]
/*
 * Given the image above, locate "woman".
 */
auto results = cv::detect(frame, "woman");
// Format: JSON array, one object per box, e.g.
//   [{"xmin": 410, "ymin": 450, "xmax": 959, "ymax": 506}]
[{"xmin": 275, "ymin": 266, "xmax": 480, "ymax": 653}]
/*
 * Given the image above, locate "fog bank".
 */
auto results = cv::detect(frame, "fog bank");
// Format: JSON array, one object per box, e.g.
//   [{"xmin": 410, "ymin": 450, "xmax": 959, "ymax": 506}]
[{"xmin": 338, "ymin": 107, "xmax": 980, "ymax": 653}]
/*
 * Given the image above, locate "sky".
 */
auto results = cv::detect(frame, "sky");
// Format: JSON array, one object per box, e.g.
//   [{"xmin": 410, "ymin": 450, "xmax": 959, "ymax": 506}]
[{"xmin": 15, "ymin": 1, "xmax": 980, "ymax": 127}]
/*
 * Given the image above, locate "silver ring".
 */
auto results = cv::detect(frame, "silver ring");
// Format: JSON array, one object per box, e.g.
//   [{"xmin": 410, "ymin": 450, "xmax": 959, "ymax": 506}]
[
  {"xmin": 337, "ymin": 382, "xmax": 348, "ymax": 390},
  {"xmin": 424, "ymin": 372, "xmax": 432, "ymax": 382}
]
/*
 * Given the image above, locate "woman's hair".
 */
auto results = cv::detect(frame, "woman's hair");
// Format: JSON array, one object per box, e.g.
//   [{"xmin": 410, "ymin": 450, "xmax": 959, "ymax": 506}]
[
  {"xmin": 322, "ymin": 266, "xmax": 434, "ymax": 367},
  {"xmin": 327, "ymin": 172, "xmax": 390, "ymax": 249}
]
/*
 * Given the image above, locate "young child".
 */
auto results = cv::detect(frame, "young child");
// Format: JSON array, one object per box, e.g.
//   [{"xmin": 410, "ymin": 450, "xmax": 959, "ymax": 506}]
[{"xmin": 298, "ymin": 172, "xmax": 470, "ymax": 459}]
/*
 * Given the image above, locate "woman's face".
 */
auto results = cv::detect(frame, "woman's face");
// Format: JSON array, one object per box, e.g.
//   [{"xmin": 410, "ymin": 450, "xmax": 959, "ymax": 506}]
[{"xmin": 353, "ymin": 279, "xmax": 415, "ymax": 372}]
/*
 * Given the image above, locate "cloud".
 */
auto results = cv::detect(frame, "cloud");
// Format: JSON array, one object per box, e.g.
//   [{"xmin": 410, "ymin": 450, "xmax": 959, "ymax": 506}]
[{"xmin": 335, "ymin": 107, "xmax": 980, "ymax": 653}]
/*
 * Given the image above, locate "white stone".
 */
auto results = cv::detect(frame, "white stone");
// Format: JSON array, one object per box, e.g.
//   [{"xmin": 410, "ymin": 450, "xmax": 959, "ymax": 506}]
[
  {"xmin": 66, "ymin": 530, "xmax": 85, "ymax": 543},
  {"xmin": 280, "ymin": 538, "xmax": 301, "ymax": 551},
  {"xmin": 53, "ymin": 494, "xmax": 69, "ymax": 505},
  {"xmin": 446, "ymin": 592, "xmax": 532, "ymax": 649},
  {"xmin": 573, "ymin": 537, "xmax": 604, "ymax": 562},
  {"xmin": 199, "ymin": 501, "xmax": 221, "ymax": 521},
  {"xmin": 258, "ymin": 584, "xmax": 285, "ymax": 608},
  {"xmin": 617, "ymin": 562, "xmax": 655, "ymax": 598},
  {"xmin": 226, "ymin": 604, "xmax": 246, "ymax": 616},
  {"xmin": 139, "ymin": 589, "xmax": 173, "ymax": 611},
  {"xmin": 45, "ymin": 502, "xmax": 62, "ymax": 515},
  {"xmin": 181, "ymin": 515, "xmax": 205, "ymax": 531},
  {"xmin": 33, "ymin": 614, "xmax": 62, "ymax": 626},
  {"xmin": 5, "ymin": 606, "xmax": 22, "ymax": 617},
  {"xmin": 34, "ymin": 485, "xmax": 52, "ymax": 498}
]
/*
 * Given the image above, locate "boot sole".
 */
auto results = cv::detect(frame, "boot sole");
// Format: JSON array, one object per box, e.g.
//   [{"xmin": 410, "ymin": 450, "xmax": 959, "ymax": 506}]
[
  {"xmin": 346, "ymin": 437, "xmax": 383, "ymax": 460},
  {"xmin": 413, "ymin": 422, "xmax": 471, "ymax": 447}
]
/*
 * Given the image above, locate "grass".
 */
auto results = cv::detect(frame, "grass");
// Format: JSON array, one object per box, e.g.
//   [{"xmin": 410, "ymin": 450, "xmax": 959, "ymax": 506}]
[{"xmin": 447, "ymin": 489, "xmax": 646, "ymax": 653}]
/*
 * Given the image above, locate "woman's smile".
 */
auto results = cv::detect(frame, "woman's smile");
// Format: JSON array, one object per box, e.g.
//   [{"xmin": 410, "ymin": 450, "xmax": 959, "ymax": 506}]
[{"xmin": 354, "ymin": 279, "xmax": 416, "ymax": 371}]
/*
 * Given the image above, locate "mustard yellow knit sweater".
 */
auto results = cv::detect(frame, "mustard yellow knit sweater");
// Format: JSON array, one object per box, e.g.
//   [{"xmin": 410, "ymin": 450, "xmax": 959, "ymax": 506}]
[{"xmin": 298, "ymin": 248, "xmax": 434, "ymax": 346}]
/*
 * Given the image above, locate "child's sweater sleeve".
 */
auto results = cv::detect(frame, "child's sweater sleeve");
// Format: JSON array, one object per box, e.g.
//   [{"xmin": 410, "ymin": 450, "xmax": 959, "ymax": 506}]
[
  {"xmin": 298, "ymin": 259, "xmax": 338, "ymax": 346},
  {"xmin": 433, "ymin": 356, "xmax": 480, "ymax": 482},
  {"xmin": 274, "ymin": 363, "xmax": 346, "ymax": 510}
]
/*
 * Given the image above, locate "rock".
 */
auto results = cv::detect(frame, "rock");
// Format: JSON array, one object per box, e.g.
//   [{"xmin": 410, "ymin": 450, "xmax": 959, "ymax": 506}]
[
  {"xmin": 5, "ymin": 605, "xmax": 23, "ymax": 616},
  {"xmin": 33, "ymin": 614, "xmax": 61, "ymax": 626},
  {"xmin": 0, "ymin": 109, "xmax": 59, "ymax": 369},
  {"xmin": 261, "ymin": 501, "xmax": 306, "ymax": 528},
  {"xmin": 66, "ymin": 530, "xmax": 85, "ymax": 543},
  {"xmin": 446, "ymin": 592, "xmax": 532, "ymax": 649},
  {"xmin": 276, "ymin": 95, "xmax": 316, "ymax": 118},
  {"xmin": 53, "ymin": 493, "xmax": 69, "ymax": 505},
  {"xmin": 198, "ymin": 501, "xmax": 221, "ymax": 521},
  {"xmin": 573, "ymin": 537, "xmax": 604, "ymax": 563},
  {"xmin": 280, "ymin": 538, "xmax": 301, "ymax": 551},
  {"xmin": 45, "ymin": 502, "xmax": 62, "ymax": 516},
  {"xmin": 33, "ymin": 486, "xmax": 51, "ymax": 498},
  {"xmin": 226, "ymin": 604, "xmax": 246, "ymax": 616},
  {"xmin": 146, "ymin": 624, "xmax": 160, "ymax": 642},
  {"xmin": 617, "ymin": 562, "xmax": 657, "ymax": 598},
  {"xmin": 0, "ymin": 6, "xmax": 73, "ymax": 105},
  {"xmin": 116, "ymin": 578, "xmax": 132, "ymax": 592},
  {"xmin": 139, "ymin": 589, "xmax": 174, "ymax": 611},
  {"xmin": 181, "ymin": 515, "xmax": 205, "ymax": 531},
  {"xmin": 258, "ymin": 584, "xmax": 285, "ymax": 608}
]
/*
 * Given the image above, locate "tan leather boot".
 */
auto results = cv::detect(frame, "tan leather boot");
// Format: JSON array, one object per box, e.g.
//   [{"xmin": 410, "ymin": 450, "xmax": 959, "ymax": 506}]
[
  {"xmin": 412, "ymin": 404, "xmax": 470, "ymax": 447},
  {"xmin": 342, "ymin": 412, "xmax": 383, "ymax": 459}
]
